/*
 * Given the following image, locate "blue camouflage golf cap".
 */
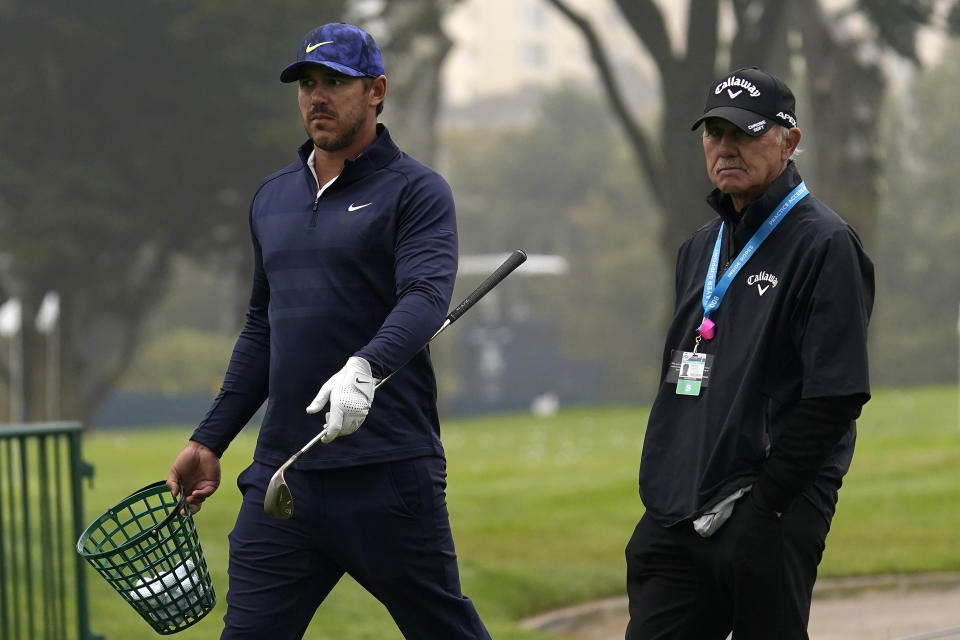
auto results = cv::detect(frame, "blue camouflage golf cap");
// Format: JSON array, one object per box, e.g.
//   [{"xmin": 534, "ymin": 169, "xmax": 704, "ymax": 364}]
[{"xmin": 280, "ymin": 23, "xmax": 385, "ymax": 83}]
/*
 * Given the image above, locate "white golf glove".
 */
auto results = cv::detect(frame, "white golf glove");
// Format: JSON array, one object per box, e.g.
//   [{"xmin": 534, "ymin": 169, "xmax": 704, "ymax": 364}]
[{"xmin": 306, "ymin": 356, "xmax": 377, "ymax": 443}]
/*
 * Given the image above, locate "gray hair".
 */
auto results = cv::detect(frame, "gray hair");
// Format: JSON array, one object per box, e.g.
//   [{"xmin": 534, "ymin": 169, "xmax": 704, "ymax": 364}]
[{"xmin": 773, "ymin": 124, "xmax": 802, "ymax": 158}]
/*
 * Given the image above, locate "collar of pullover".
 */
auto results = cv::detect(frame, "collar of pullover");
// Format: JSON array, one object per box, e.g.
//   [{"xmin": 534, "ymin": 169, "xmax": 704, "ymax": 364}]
[{"xmin": 297, "ymin": 123, "xmax": 401, "ymax": 189}]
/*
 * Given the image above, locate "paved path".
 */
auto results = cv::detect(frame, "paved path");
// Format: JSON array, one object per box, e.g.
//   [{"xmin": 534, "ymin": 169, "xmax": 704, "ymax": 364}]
[{"xmin": 520, "ymin": 573, "xmax": 960, "ymax": 640}]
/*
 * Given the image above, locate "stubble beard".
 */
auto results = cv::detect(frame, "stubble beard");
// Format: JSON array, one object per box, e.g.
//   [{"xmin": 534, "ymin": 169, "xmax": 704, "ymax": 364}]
[{"xmin": 312, "ymin": 111, "xmax": 367, "ymax": 153}]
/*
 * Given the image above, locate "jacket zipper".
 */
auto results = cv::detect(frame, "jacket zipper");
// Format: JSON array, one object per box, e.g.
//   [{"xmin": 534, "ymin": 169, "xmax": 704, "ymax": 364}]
[
  {"xmin": 309, "ymin": 194, "xmax": 320, "ymax": 228},
  {"xmin": 762, "ymin": 396, "xmax": 773, "ymax": 457},
  {"xmin": 722, "ymin": 221, "xmax": 735, "ymax": 272},
  {"xmin": 310, "ymin": 173, "xmax": 340, "ymax": 228}
]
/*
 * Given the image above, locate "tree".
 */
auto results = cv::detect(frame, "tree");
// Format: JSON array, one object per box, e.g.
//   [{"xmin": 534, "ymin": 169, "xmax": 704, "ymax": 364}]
[
  {"xmin": 871, "ymin": 44, "xmax": 960, "ymax": 385},
  {"xmin": 365, "ymin": 0, "xmax": 463, "ymax": 164},
  {"xmin": 443, "ymin": 87, "xmax": 668, "ymax": 401},
  {"xmin": 0, "ymin": 0, "xmax": 351, "ymax": 422},
  {"xmin": 543, "ymin": 0, "xmax": 954, "ymax": 265},
  {"xmin": 0, "ymin": 0, "xmax": 465, "ymax": 424}
]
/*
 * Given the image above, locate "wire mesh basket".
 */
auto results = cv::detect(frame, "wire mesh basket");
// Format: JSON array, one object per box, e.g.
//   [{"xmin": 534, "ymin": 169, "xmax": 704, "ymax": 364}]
[{"xmin": 76, "ymin": 480, "xmax": 216, "ymax": 634}]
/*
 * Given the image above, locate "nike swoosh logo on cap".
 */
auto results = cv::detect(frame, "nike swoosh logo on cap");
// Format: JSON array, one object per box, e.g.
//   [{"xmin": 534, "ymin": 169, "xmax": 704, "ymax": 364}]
[
  {"xmin": 347, "ymin": 202, "xmax": 372, "ymax": 212},
  {"xmin": 306, "ymin": 41, "xmax": 334, "ymax": 52}
]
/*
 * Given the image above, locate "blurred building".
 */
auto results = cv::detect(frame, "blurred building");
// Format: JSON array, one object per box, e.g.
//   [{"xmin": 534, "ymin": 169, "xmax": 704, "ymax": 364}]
[{"xmin": 441, "ymin": 0, "xmax": 661, "ymax": 125}]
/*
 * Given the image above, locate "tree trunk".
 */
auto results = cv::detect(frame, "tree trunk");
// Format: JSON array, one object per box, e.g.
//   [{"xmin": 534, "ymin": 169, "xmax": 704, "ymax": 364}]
[
  {"xmin": 794, "ymin": 0, "xmax": 882, "ymax": 247},
  {"xmin": 373, "ymin": 0, "xmax": 455, "ymax": 166},
  {"xmin": 548, "ymin": 0, "xmax": 883, "ymax": 263}
]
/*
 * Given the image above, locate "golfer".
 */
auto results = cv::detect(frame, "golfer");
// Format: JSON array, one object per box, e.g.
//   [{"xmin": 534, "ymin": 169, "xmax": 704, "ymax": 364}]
[
  {"xmin": 625, "ymin": 67, "xmax": 874, "ymax": 639},
  {"xmin": 166, "ymin": 22, "xmax": 490, "ymax": 639}
]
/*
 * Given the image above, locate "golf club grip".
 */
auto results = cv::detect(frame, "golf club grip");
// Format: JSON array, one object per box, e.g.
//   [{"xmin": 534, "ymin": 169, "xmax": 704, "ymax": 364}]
[{"xmin": 447, "ymin": 250, "xmax": 527, "ymax": 323}]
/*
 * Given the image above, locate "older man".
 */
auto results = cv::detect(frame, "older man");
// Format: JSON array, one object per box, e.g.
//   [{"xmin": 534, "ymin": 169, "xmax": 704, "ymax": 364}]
[{"xmin": 625, "ymin": 67, "xmax": 874, "ymax": 639}]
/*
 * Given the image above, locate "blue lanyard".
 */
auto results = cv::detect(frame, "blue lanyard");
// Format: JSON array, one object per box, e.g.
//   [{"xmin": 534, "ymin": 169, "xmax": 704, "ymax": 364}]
[{"xmin": 698, "ymin": 181, "xmax": 808, "ymax": 339}]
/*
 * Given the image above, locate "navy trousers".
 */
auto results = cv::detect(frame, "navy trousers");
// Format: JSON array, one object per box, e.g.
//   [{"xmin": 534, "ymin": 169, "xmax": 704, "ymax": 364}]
[
  {"xmin": 625, "ymin": 494, "xmax": 831, "ymax": 640},
  {"xmin": 220, "ymin": 456, "xmax": 490, "ymax": 640}
]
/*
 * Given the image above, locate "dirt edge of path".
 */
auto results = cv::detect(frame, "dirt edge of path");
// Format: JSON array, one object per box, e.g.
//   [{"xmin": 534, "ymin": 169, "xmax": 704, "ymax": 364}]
[{"xmin": 518, "ymin": 571, "xmax": 960, "ymax": 636}]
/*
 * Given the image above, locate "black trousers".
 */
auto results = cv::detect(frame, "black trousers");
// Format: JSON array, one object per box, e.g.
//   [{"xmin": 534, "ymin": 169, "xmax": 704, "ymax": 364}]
[
  {"xmin": 220, "ymin": 456, "xmax": 490, "ymax": 640},
  {"xmin": 625, "ymin": 494, "xmax": 831, "ymax": 640}
]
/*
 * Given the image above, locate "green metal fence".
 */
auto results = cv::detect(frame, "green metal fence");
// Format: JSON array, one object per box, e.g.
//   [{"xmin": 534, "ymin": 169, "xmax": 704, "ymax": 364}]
[{"xmin": 0, "ymin": 422, "xmax": 102, "ymax": 640}]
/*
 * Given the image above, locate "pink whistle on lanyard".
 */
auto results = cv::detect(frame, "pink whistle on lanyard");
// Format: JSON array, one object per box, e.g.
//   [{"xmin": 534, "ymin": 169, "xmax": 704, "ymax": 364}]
[{"xmin": 698, "ymin": 317, "xmax": 715, "ymax": 340}]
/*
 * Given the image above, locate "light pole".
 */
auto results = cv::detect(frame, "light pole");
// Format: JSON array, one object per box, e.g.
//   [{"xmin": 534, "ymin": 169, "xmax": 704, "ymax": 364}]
[
  {"xmin": 36, "ymin": 291, "xmax": 60, "ymax": 421},
  {"xmin": 0, "ymin": 297, "xmax": 23, "ymax": 422}
]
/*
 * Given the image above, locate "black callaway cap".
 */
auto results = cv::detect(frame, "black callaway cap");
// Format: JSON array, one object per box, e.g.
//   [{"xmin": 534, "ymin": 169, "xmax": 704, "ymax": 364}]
[{"xmin": 691, "ymin": 67, "xmax": 798, "ymax": 137}]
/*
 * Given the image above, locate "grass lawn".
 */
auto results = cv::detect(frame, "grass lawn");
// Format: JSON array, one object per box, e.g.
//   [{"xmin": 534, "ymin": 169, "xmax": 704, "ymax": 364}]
[{"xmin": 79, "ymin": 386, "xmax": 960, "ymax": 639}]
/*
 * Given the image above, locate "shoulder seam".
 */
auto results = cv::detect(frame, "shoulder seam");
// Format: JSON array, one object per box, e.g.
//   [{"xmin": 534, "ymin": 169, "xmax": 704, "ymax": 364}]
[{"xmin": 252, "ymin": 162, "xmax": 304, "ymax": 202}]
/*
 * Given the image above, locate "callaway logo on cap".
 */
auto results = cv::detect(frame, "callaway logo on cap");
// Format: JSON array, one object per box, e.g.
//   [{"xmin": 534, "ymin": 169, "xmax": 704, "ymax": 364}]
[
  {"xmin": 690, "ymin": 67, "xmax": 798, "ymax": 137},
  {"xmin": 280, "ymin": 23, "xmax": 385, "ymax": 83}
]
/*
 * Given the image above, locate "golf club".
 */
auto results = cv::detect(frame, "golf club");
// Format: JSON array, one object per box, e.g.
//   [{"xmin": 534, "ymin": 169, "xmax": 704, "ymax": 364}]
[{"xmin": 264, "ymin": 249, "xmax": 528, "ymax": 519}]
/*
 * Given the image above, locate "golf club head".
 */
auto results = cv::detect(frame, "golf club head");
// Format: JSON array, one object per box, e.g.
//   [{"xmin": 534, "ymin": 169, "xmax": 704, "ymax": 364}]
[{"xmin": 264, "ymin": 470, "xmax": 294, "ymax": 519}]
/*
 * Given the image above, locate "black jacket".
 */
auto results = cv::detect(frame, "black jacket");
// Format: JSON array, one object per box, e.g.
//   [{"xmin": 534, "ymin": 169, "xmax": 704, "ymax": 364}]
[{"xmin": 638, "ymin": 161, "xmax": 874, "ymax": 526}]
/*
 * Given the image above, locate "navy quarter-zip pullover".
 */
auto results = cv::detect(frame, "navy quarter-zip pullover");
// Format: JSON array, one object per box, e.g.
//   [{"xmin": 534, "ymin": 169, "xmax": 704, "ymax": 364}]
[{"xmin": 191, "ymin": 125, "xmax": 456, "ymax": 468}]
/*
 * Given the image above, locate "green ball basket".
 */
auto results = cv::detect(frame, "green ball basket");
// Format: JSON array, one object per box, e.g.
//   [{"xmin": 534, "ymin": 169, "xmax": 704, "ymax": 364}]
[{"xmin": 76, "ymin": 481, "xmax": 216, "ymax": 634}]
